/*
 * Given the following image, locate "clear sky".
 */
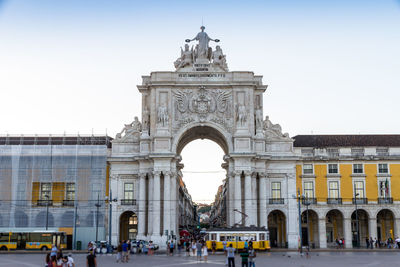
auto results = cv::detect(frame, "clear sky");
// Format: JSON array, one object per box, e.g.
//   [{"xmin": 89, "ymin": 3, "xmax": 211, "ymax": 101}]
[{"xmin": 1, "ymin": 0, "xmax": 400, "ymax": 203}]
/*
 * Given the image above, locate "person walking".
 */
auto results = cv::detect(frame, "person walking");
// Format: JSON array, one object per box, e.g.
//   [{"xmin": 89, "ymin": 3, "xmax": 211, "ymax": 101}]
[
  {"xmin": 366, "ymin": 237, "xmax": 370, "ymax": 249},
  {"xmin": 248, "ymin": 246, "xmax": 256, "ymax": 267},
  {"xmin": 226, "ymin": 244, "xmax": 236, "ymax": 267},
  {"xmin": 191, "ymin": 241, "xmax": 197, "ymax": 257},
  {"xmin": 212, "ymin": 240, "xmax": 216, "ymax": 255},
  {"xmin": 240, "ymin": 248, "xmax": 249, "ymax": 267},
  {"xmin": 170, "ymin": 240, "xmax": 175, "ymax": 256},
  {"xmin": 116, "ymin": 241, "xmax": 123, "ymax": 263},
  {"xmin": 86, "ymin": 250, "xmax": 97, "ymax": 267},
  {"xmin": 122, "ymin": 240, "xmax": 129, "ymax": 262},
  {"xmin": 67, "ymin": 253, "xmax": 75, "ymax": 267},
  {"xmin": 196, "ymin": 240, "xmax": 202, "ymax": 261},
  {"xmin": 202, "ymin": 244, "xmax": 208, "ymax": 263},
  {"xmin": 369, "ymin": 237, "xmax": 373, "ymax": 249},
  {"xmin": 185, "ymin": 241, "xmax": 190, "ymax": 256}
]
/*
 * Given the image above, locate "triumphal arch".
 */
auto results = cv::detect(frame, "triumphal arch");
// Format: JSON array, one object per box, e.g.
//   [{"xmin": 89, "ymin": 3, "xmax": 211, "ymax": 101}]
[{"xmin": 109, "ymin": 26, "xmax": 299, "ymax": 248}]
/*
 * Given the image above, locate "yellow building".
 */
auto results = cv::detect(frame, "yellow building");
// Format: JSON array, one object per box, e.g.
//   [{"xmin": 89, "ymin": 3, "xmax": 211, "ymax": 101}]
[{"xmin": 294, "ymin": 135, "xmax": 400, "ymax": 248}]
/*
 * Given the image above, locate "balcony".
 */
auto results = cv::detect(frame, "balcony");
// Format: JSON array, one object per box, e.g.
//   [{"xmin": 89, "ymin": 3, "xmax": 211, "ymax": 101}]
[
  {"xmin": 302, "ymin": 198, "xmax": 317, "ymax": 205},
  {"xmin": 37, "ymin": 200, "xmax": 53, "ymax": 206},
  {"xmin": 352, "ymin": 198, "xmax": 368, "ymax": 204},
  {"xmin": 121, "ymin": 199, "xmax": 136, "ymax": 205},
  {"xmin": 269, "ymin": 198, "xmax": 284, "ymax": 204},
  {"xmin": 62, "ymin": 200, "xmax": 75, "ymax": 207},
  {"xmin": 378, "ymin": 197, "xmax": 393, "ymax": 204},
  {"xmin": 327, "ymin": 198, "xmax": 342, "ymax": 204}
]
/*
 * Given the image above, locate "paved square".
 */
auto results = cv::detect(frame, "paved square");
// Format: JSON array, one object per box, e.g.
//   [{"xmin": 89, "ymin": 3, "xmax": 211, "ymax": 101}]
[{"xmin": 0, "ymin": 251, "xmax": 399, "ymax": 267}]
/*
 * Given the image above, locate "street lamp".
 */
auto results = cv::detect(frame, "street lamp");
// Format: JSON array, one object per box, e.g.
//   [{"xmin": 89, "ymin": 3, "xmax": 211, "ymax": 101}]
[
  {"xmin": 354, "ymin": 192, "xmax": 360, "ymax": 248},
  {"xmin": 45, "ymin": 194, "xmax": 49, "ymax": 230},
  {"xmin": 296, "ymin": 189, "xmax": 303, "ymax": 255},
  {"xmin": 302, "ymin": 195, "xmax": 311, "ymax": 252},
  {"xmin": 95, "ymin": 194, "xmax": 101, "ymax": 244}
]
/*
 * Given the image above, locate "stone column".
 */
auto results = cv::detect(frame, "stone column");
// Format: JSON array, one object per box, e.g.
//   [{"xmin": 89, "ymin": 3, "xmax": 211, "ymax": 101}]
[
  {"xmin": 147, "ymin": 173, "xmax": 153, "ymax": 236},
  {"xmin": 395, "ymin": 218, "xmax": 400, "ymax": 238},
  {"xmin": 318, "ymin": 218, "xmax": 327, "ymax": 248},
  {"xmin": 244, "ymin": 171, "xmax": 252, "ymax": 226},
  {"xmin": 170, "ymin": 172, "xmax": 177, "ymax": 237},
  {"xmin": 251, "ymin": 173, "xmax": 258, "ymax": 226},
  {"xmin": 163, "ymin": 172, "xmax": 171, "ymax": 238},
  {"xmin": 228, "ymin": 173, "xmax": 235, "ymax": 226},
  {"xmin": 259, "ymin": 173, "xmax": 267, "ymax": 228},
  {"xmin": 152, "ymin": 171, "xmax": 161, "ymax": 237},
  {"xmin": 138, "ymin": 173, "xmax": 146, "ymax": 238},
  {"xmin": 343, "ymin": 218, "xmax": 352, "ymax": 248},
  {"xmin": 234, "ymin": 171, "xmax": 242, "ymax": 225},
  {"xmin": 369, "ymin": 217, "xmax": 377, "ymax": 241}
]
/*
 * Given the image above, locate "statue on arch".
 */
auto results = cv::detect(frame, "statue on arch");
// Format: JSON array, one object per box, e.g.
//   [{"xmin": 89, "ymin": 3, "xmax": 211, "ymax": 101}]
[
  {"xmin": 174, "ymin": 44, "xmax": 194, "ymax": 70},
  {"xmin": 237, "ymin": 104, "xmax": 247, "ymax": 127},
  {"xmin": 212, "ymin": 45, "xmax": 228, "ymax": 71},
  {"xmin": 186, "ymin": 26, "xmax": 219, "ymax": 61},
  {"xmin": 157, "ymin": 105, "xmax": 169, "ymax": 127}
]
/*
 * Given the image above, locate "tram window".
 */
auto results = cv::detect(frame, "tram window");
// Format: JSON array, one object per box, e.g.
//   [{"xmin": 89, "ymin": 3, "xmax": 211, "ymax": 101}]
[
  {"xmin": 220, "ymin": 235, "xmax": 225, "ymax": 241},
  {"xmin": 41, "ymin": 234, "xmax": 52, "ymax": 243},
  {"xmin": 211, "ymin": 234, "xmax": 217, "ymax": 240},
  {"xmin": 259, "ymin": 233, "xmax": 265, "ymax": 241},
  {"xmin": 29, "ymin": 233, "xmax": 41, "ymax": 242},
  {"xmin": 0, "ymin": 233, "xmax": 9, "ymax": 242},
  {"xmin": 10, "ymin": 233, "xmax": 18, "ymax": 243}
]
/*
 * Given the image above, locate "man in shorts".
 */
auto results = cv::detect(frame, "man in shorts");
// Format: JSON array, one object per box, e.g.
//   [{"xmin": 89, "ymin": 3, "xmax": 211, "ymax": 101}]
[{"xmin": 196, "ymin": 240, "xmax": 202, "ymax": 261}]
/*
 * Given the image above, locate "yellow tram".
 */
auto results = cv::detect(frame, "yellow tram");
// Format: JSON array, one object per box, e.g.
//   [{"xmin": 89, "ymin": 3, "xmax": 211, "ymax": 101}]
[{"xmin": 205, "ymin": 227, "xmax": 270, "ymax": 251}]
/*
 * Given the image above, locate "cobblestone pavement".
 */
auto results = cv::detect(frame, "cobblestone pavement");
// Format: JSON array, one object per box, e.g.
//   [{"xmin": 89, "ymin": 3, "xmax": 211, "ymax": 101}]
[{"xmin": 1, "ymin": 251, "xmax": 400, "ymax": 267}]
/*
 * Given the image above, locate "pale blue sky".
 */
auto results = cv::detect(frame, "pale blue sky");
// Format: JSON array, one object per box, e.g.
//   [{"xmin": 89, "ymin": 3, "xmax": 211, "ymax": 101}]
[{"xmin": 1, "ymin": 0, "xmax": 399, "ymax": 202}]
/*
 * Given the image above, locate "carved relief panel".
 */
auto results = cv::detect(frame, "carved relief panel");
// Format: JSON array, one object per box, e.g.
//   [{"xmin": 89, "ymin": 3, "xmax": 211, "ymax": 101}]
[{"xmin": 172, "ymin": 87, "xmax": 233, "ymax": 133}]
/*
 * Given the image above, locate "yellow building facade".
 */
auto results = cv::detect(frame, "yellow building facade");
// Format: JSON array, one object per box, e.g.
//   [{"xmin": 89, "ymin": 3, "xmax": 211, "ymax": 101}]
[{"xmin": 294, "ymin": 135, "xmax": 400, "ymax": 248}]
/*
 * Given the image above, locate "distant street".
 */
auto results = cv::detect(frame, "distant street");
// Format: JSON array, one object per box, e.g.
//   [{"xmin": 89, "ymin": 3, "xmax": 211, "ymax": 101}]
[{"xmin": 1, "ymin": 251, "xmax": 400, "ymax": 267}]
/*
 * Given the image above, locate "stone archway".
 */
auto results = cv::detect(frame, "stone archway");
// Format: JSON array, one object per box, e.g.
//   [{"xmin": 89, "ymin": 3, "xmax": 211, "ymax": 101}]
[
  {"xmin": 301, "ymin": 209, "xmax": 319, "ymax": 247},
  {"xmin": 119, "ymin": 211, "xmax": 138, "ymax": 242},
  {"xmin": 377, "ymin": 209, "xmax": 395, "ymax": 242},
  {"xmin": 351, "ymin": 209, "xmax": 369, "ymax": 247},
  {"xmin": 108, "ymin": 27, "xmax": 297, "ymax": 248},
  {"xmin": 268, "ymin": 210, "xmax": 286, "ymax": 248},
  {"xmin": 326, "ymin": 209, "xmax": 344, "ymax": 247}
]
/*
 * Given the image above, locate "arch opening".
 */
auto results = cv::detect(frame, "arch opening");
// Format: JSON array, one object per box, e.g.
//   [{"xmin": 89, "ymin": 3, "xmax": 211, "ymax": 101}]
[
  {"xmin": 377, "ymin": 209, "xmax": 395, "ymax": 242},
  {"xmin": 351, "ymin": 209, "xmax": 369, "ymax": 247},
  {"xmin": 301, "ymin": 209, "xmax": 319, "ymax": 247},
  {"xmin": 268, "ymin": 210, "xmax": 286, "ymax": 248},
  {"xmin": 119, "ymin": 211, "xmax": 138, "ymax": 242},
  {"xmin": 325, "ymin": 209, "xmax": 344, "ymax": 247}
]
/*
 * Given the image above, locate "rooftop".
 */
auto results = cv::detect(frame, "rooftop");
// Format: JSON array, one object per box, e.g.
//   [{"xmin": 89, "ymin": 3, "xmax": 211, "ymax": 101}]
[{"xmin": 293, "ymin": 135, "xmax": 400, "ymax": 148}]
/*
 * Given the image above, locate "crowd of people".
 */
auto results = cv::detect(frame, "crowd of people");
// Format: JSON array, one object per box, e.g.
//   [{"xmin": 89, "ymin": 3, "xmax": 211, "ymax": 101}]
[
  {"xmin": 365, "ymin": 236, "xmax": 400, "ymax": 249},
  {"xmin": 44, "ymin": 244, "xmax": 75, "ymax": 267}
]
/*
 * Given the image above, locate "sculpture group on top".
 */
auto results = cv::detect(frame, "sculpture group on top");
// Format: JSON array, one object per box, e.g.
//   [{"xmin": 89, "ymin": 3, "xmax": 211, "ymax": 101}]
[{"xmin": 174, "ymin": 26, "xmax": 228, "ymax": 71}]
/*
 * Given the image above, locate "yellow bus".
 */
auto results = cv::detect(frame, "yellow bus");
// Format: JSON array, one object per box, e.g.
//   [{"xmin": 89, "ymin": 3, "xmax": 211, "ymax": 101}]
[
  {"xmin": 205, "ymin": 227, "xmax": 270, "ymax": 251},
  {"xmin": 0, "ymin": 231, "xmax": 67, "ymax": 251}
]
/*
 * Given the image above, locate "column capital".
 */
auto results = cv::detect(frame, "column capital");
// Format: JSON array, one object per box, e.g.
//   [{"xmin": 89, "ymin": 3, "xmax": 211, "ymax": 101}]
[
  {"xmin": 138, "ymin": 173, "xmax": 147, "ymax": 179},
  {"xmin": 163, "ymin": 171, "xmax": 171, "ymax": 177},
  {"xmin": 258, "ymin": 172, "xmax": 267, "ymax": 179},
  {"xmin": 152, "ymin": 171, "xmax": 161, "ymax": 177},
  {"xmin": 244, "ymin": 171, "xmax": 252, "ymax": 177},
  {"xmin": 232, "ymin": 170, "xmax": 242, "ymax": 177}
]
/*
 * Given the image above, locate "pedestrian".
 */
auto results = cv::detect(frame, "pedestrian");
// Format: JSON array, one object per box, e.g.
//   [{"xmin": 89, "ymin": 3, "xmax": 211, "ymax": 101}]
[
  {"xmin": 127, "ymin": 240, "xmax": 131, "ymax": 260},
  {"xmin": 61, "ymin": 256, "xmax": 69, "ymax": 267},
  {"xmin": 240, "ymin": 248, "xmax": 249, "ymax": 267},
  {"xmin": 226, "ymin": 244, "xmax": 236, "ymax": 267},
  {"xmin": 185, "ymin": 241, "xmax": 190, "ymax": 256},
  {"xmin": 67, "ymin": 253, "xmax": 75, "ymax": 267},
  {"xmin": 191, "ymin": 241, "xmax": 196, "ymax": 257},
  {"xmin": 366, "ymin": 237, "xmax": 370, "ymax": 249},
  {"xmin": 170, "ymin": 240, "xmax": 175, "ymax": 256},
  {"xmin": 369, "ymin": 237, "xmax": 373, "ymax": 249},
  {"xmin": 50, "ymin": 244, "xmax": 58, "ymax": 258},
  {"xmin": 45, "ymin": 253, "xmax": 51, "ymax": 267},
  {"xmin": 244, "ymin": 240, "xmax": 248, "ymax": 250},
  {"xmin": 48, "ymin": 255, "xmax": 57, "ymax": 267},
  {"xmin": 122, "ymin": 240, "xmax": 129, "ymax": 262},
  {"xmin": 116, "ymin": 241, "xmax": 123, "ymax": 263},
  {"xmin": 178, "ymin": 241, "xmax": 182, "ymax": 255},
  {"xmin": 148, "ymin": 241, "xmax": 154, "ymax": 255},
  {"xmin": 86, "ymin": 249, "xmax": 97, "ymax": 267},
  {"xmin": 196, "ymin": 240, "xmax": 202, "ymax": 261},
  {"xmin": 223, "ymin": 240, "xmax": 227, "ymax": 251},
  {"xmin": 249, "ymin": 239, "xmax": 253, "ymax": 250},
  {"xmin": 202, "ymin": 244, "xmax": 208, "ymax": 262},
  {"xmin": 212, "ymin": 240, "xmax": 217, "ymax": 254},
  {"xmin": 248, "ymin": 246, "xmax": 256, "ymax": 267}
]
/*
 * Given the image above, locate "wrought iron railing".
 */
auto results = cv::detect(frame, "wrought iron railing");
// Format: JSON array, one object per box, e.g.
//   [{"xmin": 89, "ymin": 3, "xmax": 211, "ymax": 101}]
[
  {"xmin": 327, "ymin": 198, "xmax": 342, "ymax": 204},
  {"xmin": 269, "ymin": 198, "xmax": 284, "ymax": 204},
  {"xmin": 378, "ymin": 197, "xmax": 393, "ymax": 204},
  {"xmin": 62, "ymin": 200, "xmax": 75, "ymax": 206},
  {"xmin": 121, "ymin": 199, "xmax": 136, "ymax": 205},
  {"xmin": 37, "ymin": 200, "xmax": 53, "ymax": 206},
  {"xmin": 302, "ymin": 198, "xmax": 317, "ymax": 205},
  {"xmin": 352, "ymin": 198, "xmax": 368, "ymax": 204}
]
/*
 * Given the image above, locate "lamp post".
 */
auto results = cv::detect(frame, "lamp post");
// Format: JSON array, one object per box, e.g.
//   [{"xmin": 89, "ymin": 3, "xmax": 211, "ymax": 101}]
[
  {"xmin": 95, "ymin": 194, "xmax": 101, "ymax": 244},
  {"xmin": 354, "ymin": 192, "xmax": 360, "ymax": 248},
  {"xmin": 303, "ymin": 196, "xmax": 311, "ymax": 252},
  {"xmin": 45, "ymin": 194, "xmax": 49, "ymax": 230},
  {"xmin": 297, "ymin": 189, "xmax": 303, "ymax": 255}
]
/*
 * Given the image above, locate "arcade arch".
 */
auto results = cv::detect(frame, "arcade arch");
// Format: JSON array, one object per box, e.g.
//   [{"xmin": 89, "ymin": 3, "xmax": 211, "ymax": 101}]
[
  {"xmin": 351, "ymin": 209, "xmax": 369, "ymax": 247},
  {"xmin": 119, "ymin": 211, "xmax": 138, "ymax": 241},
  {"xmin": 268, "ymin": 210, "xmax": 286, "ymax": 248},
  {"xmin": 301, "ymin": 209, "xmax": 319, "ymax": 247},
  {"xmin": 325, "ymin": 209, "xmax": 344, "ymax": 246},
  {"xmin": 376, "ymin": 209, "xmax": 395, "ymax": 242}
]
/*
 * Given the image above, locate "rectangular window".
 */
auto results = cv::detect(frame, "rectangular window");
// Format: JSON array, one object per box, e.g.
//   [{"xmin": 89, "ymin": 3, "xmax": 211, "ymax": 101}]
[
  {"xmin": 301, "ymin": 148, "xmax": 313, "ymax": 157},
  {"xmin": 327, "ymin": 148, "xmax": 339, "ymax": 157},
  {"xmin": 376, "ymin": 147, "xmax": 389, "ymax": 156},
  {"xmin": 303, "ymin": 181, "xmax": 314, "ymax": 198},
  {"xmin": 271, "ymin": 182, "xmax": 281, "ymax": 199},
  {"xmin": 378, "ymin": 164, "xmax": 388, "ymax": 174},
  {"xmin": 66, "ymin": 183, "xmax": 75, "ymax": 200},
  {"xmin": 124, "ymin": 183, "xmax": 134, "ymax": 200},
  {"xmin": 303, "ymin": 164, "xmax": 313, "ymax": 174},
  {"xmin": 40, "ymin": 183, "xmax": 51, "ymax": 200},
  {"xmin": 353, "ymin": 164, "xmax": 363, "ymax": 174},
  {"xmin": 328, "ymin": 164, "xmax": 338, "ymax": 174},
  {"xmin": 354, "ymin": 181, "xmax": 364, "ymax": 198},
  {"xmin": 329, "ymin": 181, "xmax": 339, "ymax": 198},
  {"xmin": 379, "ymin": 180, "xmax": 390, "ymax": 197}
]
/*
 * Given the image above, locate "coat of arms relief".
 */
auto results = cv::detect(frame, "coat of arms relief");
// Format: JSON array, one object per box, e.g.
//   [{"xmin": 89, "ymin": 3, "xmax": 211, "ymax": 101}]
[{"xmin": 172, "ymin": 87, "xmax": 233, "ymax": 132}]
